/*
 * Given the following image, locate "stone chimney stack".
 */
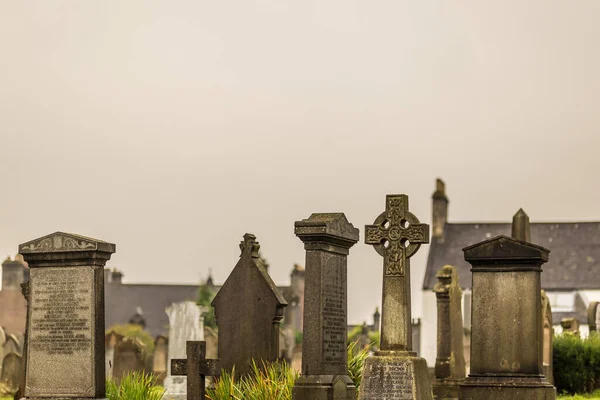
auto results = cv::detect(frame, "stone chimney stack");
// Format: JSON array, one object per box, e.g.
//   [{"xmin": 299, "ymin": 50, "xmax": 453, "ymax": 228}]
[
  {"xmin": 432, "ymin": 178, "xmax": 449, "ymax": 239},
  {"xmin": 111, "ymin": 269, "xmax": 123, "ymax": 284},
  {"xmin": 2, "ymin": 255, "xmax": 28, "ymax": 290}
]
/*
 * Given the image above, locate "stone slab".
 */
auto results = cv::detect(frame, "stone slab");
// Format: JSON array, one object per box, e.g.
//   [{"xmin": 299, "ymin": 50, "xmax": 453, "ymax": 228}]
[
  {"xmin": 292, "ymin": 374, "xmax": 355, "ymax": 400},
  {"xmin": 459, "ymin": 376, "xmax": 556, "ymax": 400},
  {"xmin": 25, "ymin": 266, "xmax": 96, "ymax": 397}
]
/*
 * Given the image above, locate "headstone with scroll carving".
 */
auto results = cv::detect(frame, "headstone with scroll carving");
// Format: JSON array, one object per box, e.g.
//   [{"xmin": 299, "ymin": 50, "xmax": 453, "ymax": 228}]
[
  {"xmin": 292, "ymin": 213, "xmax": 359, "ymax": 400},
  {"xmin": 358, "ymin": 194, "xmax": 433, "ymax": 400},
  {"xmin": 19, "ymin": 231, "xmax": 115, "ymax": 399},
  {"xmin": 212, "ymin": 233, "xmax": 288, "ymax": 377}
]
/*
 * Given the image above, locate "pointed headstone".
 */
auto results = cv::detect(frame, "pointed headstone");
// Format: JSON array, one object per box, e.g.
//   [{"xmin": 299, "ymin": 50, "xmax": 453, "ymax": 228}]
[
  {"xmin": 153, "ymin": 335, "xmax": 168, "ymax": 385},
  {"xmin": 458, "ymin": 211, "xmax": 555, "ymax": 399},
  {"xmin": 212, "ymin": 233, "xmax": 287, "ymax": 376},
  {"xmin": 292, "ymin": 213, "xmax": 359, "ymax": 400},
  {"xmin": 19, "ymin": 232, "xmax": 115, "ymax": 399},
  {"xmin": 358, "ymin": 195, "xmax": 433, "ymax": 400}
]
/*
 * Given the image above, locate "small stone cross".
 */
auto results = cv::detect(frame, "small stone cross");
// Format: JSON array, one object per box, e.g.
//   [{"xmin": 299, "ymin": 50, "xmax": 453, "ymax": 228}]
[
  {"xmin": 365, "ymin": 194, "xmax": 429, "ymax": 276},
  {"xmin": 171, "ymin": 341, "xmax": 221, "ymax": 400}
]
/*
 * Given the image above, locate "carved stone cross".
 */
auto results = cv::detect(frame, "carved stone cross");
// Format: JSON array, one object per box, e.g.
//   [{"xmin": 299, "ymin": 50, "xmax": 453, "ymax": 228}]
[
  {"xmin": 366, "ymin": 194, "xmax": 429, "ymax": 352},
  {"xmin": 171, "ymin": 341, "xmax": 221, "ymax": 400}
]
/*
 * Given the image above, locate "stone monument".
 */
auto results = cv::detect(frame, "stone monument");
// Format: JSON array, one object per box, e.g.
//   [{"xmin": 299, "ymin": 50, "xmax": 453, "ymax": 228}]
[
  {"xmin": 292, "ymin": 213, "xmax": 359, "ymax": 400},
  {"xmin": 560, "ymin": 318, "xmax": 580, "ymax": 335},
  {"xmin": 105, "ymin": 330, "xmax": 124, "ymax": 380},
  {"xmin": 458, "ymin": 209, "xmax": 555, "ymax": 400},
  {"xmin": 358, "ymin": 195, "xmax": 433, "ymax": 400},
  {"xmin": 153, "ymin": 335, "xmax": 168, "ymax": 385},
  {"xmin": 587, "ymin": 301, "xmax": 599, "ymax": 333},
  {"xmin": 19, "ymin": 231, "xmax": 115, "ymax": 399},
  {"xmin": 433, "ymin": 265, "xmax": 466, "ymax": 400},
  {"xmin": 212, "ymin": 233, "xmax": 288, "ymax": 376},
  {"xmin": 1, "ymin": 352, "xmax": 22, "ymax": 390},
  {"xmin": 112, "ymin": 337, "xmax": 146, "ymax": 385},
  {"xmin": 541, "ymin": 291, "xmax": 554, "ymax": 385},
  {"xmin": 164, "ymin": 301, "xmax": 206, "ymax": 398},
  {"xmin": 170, "ymin": 341, "xmax": 220, "ymax": 400}
]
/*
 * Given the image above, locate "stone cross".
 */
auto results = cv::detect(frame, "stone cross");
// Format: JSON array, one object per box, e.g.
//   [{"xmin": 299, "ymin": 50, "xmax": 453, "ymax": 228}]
[
  {"xmin": 365, "ymin": 194, "xmax": 429, "ymax": 351},
  {"xmin": 171, "ymin": 341, "xmax": 220, "ymax": 400}
]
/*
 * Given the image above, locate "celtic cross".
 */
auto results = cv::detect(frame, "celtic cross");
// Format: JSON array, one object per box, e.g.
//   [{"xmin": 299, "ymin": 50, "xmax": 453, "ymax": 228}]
[
  {"xmin": 365, "ymin": 194, "xmax": 429, "ymax": 276},
  {"xmin": 366, "ymin": 194, "xmax": 430, "ymax": 352}
]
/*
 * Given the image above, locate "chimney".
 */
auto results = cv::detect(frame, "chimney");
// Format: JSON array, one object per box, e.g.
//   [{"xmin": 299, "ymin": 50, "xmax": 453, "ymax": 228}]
[
  {"xmin": 432, "ymin": 178, "xmax": 449, "ymax": 239},
  {"xmin": 2, "ymin": 256, "xmax": 27, "ymax": 290},
  {"xmin": 373, "ymin": 307, "xmax": 381, "ymax": 332},
  {"xmin": 111, "ymin": 269, "xmax": 123, "ymax": 284}
]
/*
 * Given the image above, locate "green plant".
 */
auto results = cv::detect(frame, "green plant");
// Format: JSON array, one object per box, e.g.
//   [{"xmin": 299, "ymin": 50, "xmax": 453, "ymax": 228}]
[
  {"xmin": 106, "ymin": 371, "xmax": 164, "ymax": 400},
  {"xmin": 294, "ymin": 330, "xmax": 303, "ymax": 345},
  {"xmin": 554, "ymin": 333, "xmax": 600, "ymax": 395},
  {"xmin": 347, "ymin": 340, "xmax": 370, "ymax": 391},
  {"xmin": 197, "ymin": 284, "xmax": 217, "ymax": 329},
  {"xmin": 106, "ymin": 324, "xmax": 155, "ymax": 354}
]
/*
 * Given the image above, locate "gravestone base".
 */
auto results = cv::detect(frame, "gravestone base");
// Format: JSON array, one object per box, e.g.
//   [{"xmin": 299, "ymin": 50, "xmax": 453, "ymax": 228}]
[
  {"xmin": 163, "ymin": 375, "xmax": 187, "ymax": 400},
  {"xmin": 432, "ymin": 379, "xmax": 461, "ymax": 399},
  {"xmin": 358, "ymin": 351, "xmax": 433, "ymax": 400},
  {"xmin": 459, "ymin": 375, "xmax": 556, "ymax": 400},
  {"xmin": 292, "ymin": 374, "xmax": 356, "ymax": 400}
]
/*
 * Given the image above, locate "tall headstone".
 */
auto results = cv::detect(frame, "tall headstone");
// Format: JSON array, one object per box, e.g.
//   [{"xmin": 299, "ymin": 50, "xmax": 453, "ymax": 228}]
[
  {"xmin": 458, "ymin": 210, "xmax": 555, "ymax": 399},
  {"xmin": 541, "ymin": 291, "xmax": 554, "ymax": 385},
  {"xmin": 105, "ymin": 330, "xmax": 124, "ymax": 380},
  {"xmin": 212, "ymin": 233, "xmax": 288, "ymax": 376},
  {"xmin": 112, "ymin": 337, "xmax": 146, "ymax": 385},
  {"xmin": 153, "ymin": 335, "xmax": 168, "ymax": 385},
  {"xmin": 432, "ymin": 265, "xmax": 466, "ymax": 400},
  {"xmin": 292, "ymin": 213, "xmax": 359, "ymax": 400},
  {"xmin": 1, "ymin": 352, "xmax": 22, "ymax": 390},
  {"xmin": 164, "ymin": 301, "xmax": 206, "ymax": 398},
  {"xmin": 358, "ymin": 195, "xmax": 433, "ymax": 400},
  {"xmin": 19, "ymin": 232, "xmax": 115, "ymax": 399}
]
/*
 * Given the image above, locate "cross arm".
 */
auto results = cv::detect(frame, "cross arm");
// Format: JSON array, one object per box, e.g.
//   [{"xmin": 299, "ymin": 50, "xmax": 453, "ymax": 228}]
[{"xmin": 171, "ymin": 359, "xmax": 222, "ymax": 377}]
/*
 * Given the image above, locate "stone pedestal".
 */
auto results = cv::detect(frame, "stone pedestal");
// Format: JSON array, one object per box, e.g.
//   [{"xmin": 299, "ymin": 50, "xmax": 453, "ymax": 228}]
[
  {"xmin": 458, "ymin": 210, "xmax": 555, "ymax": 400},
  {"xmin": 292, "ymin": 213, "xmax": 359, "ymax": 400}
]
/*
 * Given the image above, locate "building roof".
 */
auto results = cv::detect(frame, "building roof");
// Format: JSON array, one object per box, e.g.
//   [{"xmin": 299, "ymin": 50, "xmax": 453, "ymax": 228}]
[{"xmin": 423, "ymin": 222, "xmax": 600, "ymax": 290}]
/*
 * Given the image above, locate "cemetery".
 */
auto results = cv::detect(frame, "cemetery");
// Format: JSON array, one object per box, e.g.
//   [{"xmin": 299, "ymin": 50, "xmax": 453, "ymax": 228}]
[{"xmin": 1, "ymin": 2, "xmax": 598, "ymax": 400}]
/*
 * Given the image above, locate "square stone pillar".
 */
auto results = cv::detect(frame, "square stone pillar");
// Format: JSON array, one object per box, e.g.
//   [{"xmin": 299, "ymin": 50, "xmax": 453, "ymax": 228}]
[
  {"xmin": 459, "ymin": 210, "xmax": 555, "ymax": 400},
  {"xmin": 292, "ymin": 213, "xmax": 359, "ymax": 400},
  {"xmin": 19, "ymin": 232, "xmax": 115, "ymax": 399}
]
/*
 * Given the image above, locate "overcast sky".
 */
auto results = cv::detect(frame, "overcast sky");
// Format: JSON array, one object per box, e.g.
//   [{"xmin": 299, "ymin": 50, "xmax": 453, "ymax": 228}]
[{"xmin": 1, "ymin": 1, "xmax": 599, "ymax": 324}]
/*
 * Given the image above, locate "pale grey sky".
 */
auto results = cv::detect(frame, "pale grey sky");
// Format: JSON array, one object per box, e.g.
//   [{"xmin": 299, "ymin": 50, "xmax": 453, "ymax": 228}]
[{"xmin": 1, "ymin": 1, "xmax": 599, "ymax": 324}]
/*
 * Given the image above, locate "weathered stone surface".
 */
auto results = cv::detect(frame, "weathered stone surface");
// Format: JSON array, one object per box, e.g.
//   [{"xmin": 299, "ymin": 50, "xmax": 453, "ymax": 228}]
[
  {"xmin": 170, "ymin": 341, "xmax": 220, "ymax": 400},
  {"xmin": 19, "ymin": 231, "xmax": 115, "ymax": 399},
  {"xmin": 1, "ymin": 352, "xmax": 22, "ymax": 390},
  {"xmin": 458, "ymin": 210, "xmax": 555, "ymax": 400},
  {"xmin": 152, "ymin": 335, "xmax": 168, "ymax": 385},
  {"xmin": 560, "ymin": 318, "xmax": 580, "ymax": 335},
  {"xmin": 212, "ymin": 233, "xmax": 287, "ymax": 377},
  {"xmin": 541, "ymin": 291, "xmax": 554, "ymax": 385},
  {"xmin": 587, "ymin": 301, "xmax": 599, "ymax": 332},
  {"xmin": 433, "ymin": 265, "xmax": 465, "ymax": 399},
  {"xmin": 359, "ymin": 195, "xmax": 433, "ymax": 400},
  {"xmin": 112, "ymin": 338, "xmax": 146, "ymax": 385},
  {"xmin": 105, "ymin": 330, "xmax": 124, "ymax": 380},
  {"xmin": 293, "ymin": 213, "xmax": 359, "ymax": 400}
]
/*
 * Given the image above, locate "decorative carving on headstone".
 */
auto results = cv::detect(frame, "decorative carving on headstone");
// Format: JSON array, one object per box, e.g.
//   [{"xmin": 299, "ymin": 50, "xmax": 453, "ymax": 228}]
[
  {"xmin": 458, "ymin": 210, "xmax": 555, "ymax": 400},
  {"xmin": 359, "ymin": 194, "xmax": 433, "ymax": 400},
  {"xmin": 292, "ymin": 213, "xmax": 359, "ymax": 400}
]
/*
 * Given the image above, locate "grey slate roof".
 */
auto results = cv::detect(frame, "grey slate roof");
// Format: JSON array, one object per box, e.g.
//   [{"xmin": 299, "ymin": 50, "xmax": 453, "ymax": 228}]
[
  {"xmin": 423, "ymin": 222, "xmax": 600, "ymax": 291},
  {"xmin": 105, "ymin": 282, "xmax": 199, "ymax": 337}
]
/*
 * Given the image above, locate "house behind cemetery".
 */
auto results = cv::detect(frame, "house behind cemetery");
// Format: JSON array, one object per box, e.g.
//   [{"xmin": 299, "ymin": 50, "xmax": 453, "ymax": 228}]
[{"xmin": 420, "ymin": 179, "xmax": 600, "ymax": 367}]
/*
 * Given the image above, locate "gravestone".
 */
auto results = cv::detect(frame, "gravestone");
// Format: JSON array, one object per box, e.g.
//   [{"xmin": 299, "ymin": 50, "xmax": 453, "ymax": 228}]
[
  {"xmin": 112, "ymin": 337, "xmax": 146, "ymax": 385},
  {"xmin": 171, "ymin": 341, "xmax": 220, "ymax": 400},
  {"xmin": 560, "ymin": 318, "xmax": 580, "ymax": 335},
  {"xmin": 587, "ymin": 301, "xmax": 599, "ymax": 333},
  {"xmin": 212, "ymin": 233, "xmax": 288, "ymax": 376},
  {"xmin": 105, "ymin": 330, "xmax": 124, "ymax": 380},
  {"xmin": 1, "ymin": 352, "xmax": 22, "ymax": 390},
  {"xmin": 153, "ymin": 335, "xmax": 168, "ymax": 385},
  {"xmin": 358, "ymin": 195, "xmax": 433, "ymax": 400},
  {"xmin": 204, "ymin": 327, "xmax": 218, "ymax": 359},
  {"xmin": 541, "ymin": 291, "xmax": 554, "ymax": 385},
  {"xmin": 292, "ymin": 213, "xmax": 359, "ymax": 400},
  {"xmin": 164, "ymin": 301, "xmax": 206, "ymax": 398},
  {"xmin": 458, "ymin": 209, "xmax": 555, "ymax": 400},
  {"xmin": 432, "ymin": 265, "xmax": 466, "ymax": 400},
  {"xmin": 19, "ymin": 232, "xmax": 115, "ymax": 399},
  {"xmin": 3, "ymin": 335, "xmax": 20, "ymax": 356},
  {"xmin": 0, "ymin": 327, "xmax": 5, "ymax": 377}
]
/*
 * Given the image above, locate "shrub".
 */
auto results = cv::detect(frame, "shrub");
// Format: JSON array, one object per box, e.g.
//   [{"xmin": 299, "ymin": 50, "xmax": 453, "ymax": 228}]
[
  {"xmin": 554, "ymin": 333, "xmax": 600, "ymax": 395},
  {"xmin": 106, "ymin": 371, "xmax": 164, "ymax": 400},
  {"xmin": 106, "ymin": 324, "xmax": 155, "ymax": 354}
]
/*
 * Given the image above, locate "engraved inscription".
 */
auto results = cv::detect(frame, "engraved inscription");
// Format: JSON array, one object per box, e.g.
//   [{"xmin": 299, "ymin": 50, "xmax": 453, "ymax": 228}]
[
  {"xmin": 360, "ymin": 360, "xmax": 414, "ymax": 399},
  {"xmin": 322, "ymin": 256, "xmax": 346, "ymax": 366},
  {"xmin": 26, "ymin": 267, "xmax": 95, "ymax": 396}
]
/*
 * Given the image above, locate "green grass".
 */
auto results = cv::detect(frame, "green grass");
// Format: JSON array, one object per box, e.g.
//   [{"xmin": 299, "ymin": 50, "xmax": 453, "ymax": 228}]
[{"xmin": 558, "ymin": 390, "xmax": 600, "ymax": 399}]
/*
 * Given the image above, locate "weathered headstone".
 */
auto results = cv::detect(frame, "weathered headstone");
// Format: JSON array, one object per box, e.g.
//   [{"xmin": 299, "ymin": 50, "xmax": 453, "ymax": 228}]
[
  {"xmin": 541, "ymin": 290, "xmax": 554, "ymax": 385},
  {"xmin": 358, "ymin": 195, "xmax": 433, "ymax": 400},
  {"xmin": 3, "ymin": 335, "xmax": 20, "ymax": 357},
  {"xmin": 432, "ymin": 265, "xmax": 465, "ymax": 400},
  {"xmin": 0, "ymin": 327, "xmax": 6, "ymax": 377},
  {"xmin": 153, "ymin": 335, "xmax": 168, "ymax": 385},
  {"xmin": 587, "ymin": 301, "xmax": 599, "ymax": 333},
  {"xmin": 19, "ymin": 232, "xmax": 115, "ymax": 399},
  {"xmin": 458, "ymin": 209, "xmax": 555, "ymax": 399},
  {"xmin": 171, "ymin": 341, "xmax": 220, "ymax": 400},
  {"xmin": 292, "ymin": 213, "xmax": 359, "ymax": 400},
  {"xmin": 164, "ymin": 301, "xmax": 206, "ymax": 398},
  {"xmin": 212, "ymin": 233, "xmax": 288, "ymax": 376},
  {"xmin": 0, "ymin": 352, "xmax": 22, "ymax": 390},
  {"xmin": 105, "ymin": 330, "xmax": 124, "ymax": 380},
  {"xmin": 560, "ymin": 318, "xmax": 580, "ymax": 335},
  {"xmin": 112, "ymin": 337, "xmax": 146, "ymax": 385}
]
